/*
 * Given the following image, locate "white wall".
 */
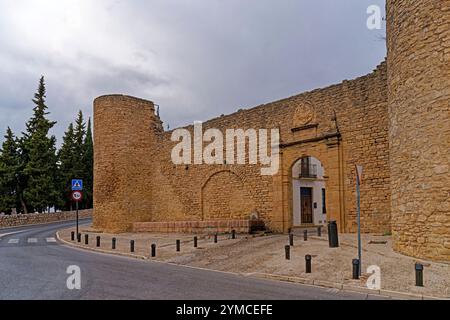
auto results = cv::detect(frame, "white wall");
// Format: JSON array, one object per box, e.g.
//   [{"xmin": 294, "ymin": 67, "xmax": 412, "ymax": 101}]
[{"xmin": 292, "ymin": 157, "xmax": 327, "ymax": 226}]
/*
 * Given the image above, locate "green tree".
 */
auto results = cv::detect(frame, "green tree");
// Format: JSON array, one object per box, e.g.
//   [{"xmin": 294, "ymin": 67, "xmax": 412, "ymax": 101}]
[
  {"xmin": 72, "ymin": 110, "xmax": 86, "ymax": 179},
  {"xmin": 22, "ymin": 76, "xmax": 59, "ymax": 213},
  {"xmin": 57, "ymin": 123, "xmax": 76, "ymax": 210},
  {"xmin": 0, "ymin": 128, "xmax": 20, "ymax": 213},
  {"xmin": 83, "ymin": 118, "xmax": 94, "ymax": 208}
]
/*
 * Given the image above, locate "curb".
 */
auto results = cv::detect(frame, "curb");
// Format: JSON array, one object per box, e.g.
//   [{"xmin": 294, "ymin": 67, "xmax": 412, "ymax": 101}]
[
  {"xmin": 55, "ymin": 231, "xmax": 148, "ymax": 260},
  {"xmin": 252, "ymin": 273, "xmax": 449, "ymax": 300}
]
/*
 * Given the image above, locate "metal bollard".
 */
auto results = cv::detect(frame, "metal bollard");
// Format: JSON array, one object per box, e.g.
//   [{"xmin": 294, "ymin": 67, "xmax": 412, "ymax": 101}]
[
  {"xmin": 77, "ymin": 233, "xmax": 81, "ymax": 243},
  {"xmin": 285, "ymin": 245, "xmax": 290, "ymax": 260},
  {"xmin": 415, "ymin": 263, "xmax": 424, "ymax": 287},
  {"xmin": 328, "ymin": 221, "xmax": 339, "ymax": 248},
  {"xmin": 304, "ymin": 230, "xmax": 308, "ymax": 241},
  {"xmin": 151, "ymin": 243, "xmax": 156, "ymax": 257},
  {"xmin": 112, "ymin": 237, "xmax": 116, "ymax": 250},
  {"xmin": 214, "ymin": 233, "xmax": 218, "ymax": 243},
  {"xmin": 130, "ymin": 240, "xmax": 135, "ymax": 253},
  {"xmin": 305, "ymin": 255, "xmax": 312, "ymax": 273},
  {"xmin": 96, "ymin": 236, "xmax": 100, "ymax": 247},
  {"xmin": 176, "ymin": 239, "xmax": 180, "ymax": 252},
  {"xmin": 194, "ymin": 236, "xmax": 198, "ymax": 248},
  {"xmin": 71, "ymin": 231, "xmax": 75, "ymax": 241},
  {"xmin": 317, "ymin": 226, "xmax": 322, "ymax": 237},
  {"xmin": 352, "ymin": 259, "xmax": 360, "ymax": 280},
  {"xmin": 232, "ymin": 229, "xmax": 236, "ymax": 239},
  {"xmin": 84, "ymin": 234, "xmax": 89, "ymax": 245},
  {"xmin": 289, "ymin": 233, "xmax": 294, "ymax": 246}
]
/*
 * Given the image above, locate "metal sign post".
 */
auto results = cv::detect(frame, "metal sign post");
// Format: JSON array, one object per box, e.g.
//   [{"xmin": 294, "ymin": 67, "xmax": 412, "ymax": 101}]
[
  {"xmin": 356, "ymin": 165, "xmax": 363, "ymax": 276},
  {"xmin": 71, "ymin": 179, "xmax": 83, "ymax": 238},
  {"xmin": 76, "ymin": 200, "xmax": 79, "ymax": 237}
]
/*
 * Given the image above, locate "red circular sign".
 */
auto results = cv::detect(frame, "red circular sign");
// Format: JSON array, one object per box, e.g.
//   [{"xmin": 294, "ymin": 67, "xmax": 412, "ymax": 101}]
[{"xmin": 71, "ymin": 190, "xmax": 83, "ymax": 202}]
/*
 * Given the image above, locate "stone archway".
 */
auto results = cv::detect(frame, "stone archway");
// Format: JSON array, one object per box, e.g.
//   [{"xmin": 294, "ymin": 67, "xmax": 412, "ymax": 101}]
[
  {"xmin": 201, "ymin": 170, "xmax": 256, "ymax": 220},
  {"xmin": 291, "ymin": 156, "xmax": 327, "ymax": 226}
]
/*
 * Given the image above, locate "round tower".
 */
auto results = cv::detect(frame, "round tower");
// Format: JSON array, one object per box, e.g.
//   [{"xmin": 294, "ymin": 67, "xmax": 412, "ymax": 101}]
[
  {"xmin": 387, "ymin": 1, "xmax": 450, "ymax": 260},
  {"xmin": 93, "ymin": 95, "xmax": 163, "ymax": 232}
]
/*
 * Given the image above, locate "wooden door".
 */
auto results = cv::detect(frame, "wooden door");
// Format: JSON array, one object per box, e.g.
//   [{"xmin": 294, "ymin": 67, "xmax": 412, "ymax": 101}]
[{"xmin": 300, "ymin": 187, "xmax": 313, "ymax": 224}]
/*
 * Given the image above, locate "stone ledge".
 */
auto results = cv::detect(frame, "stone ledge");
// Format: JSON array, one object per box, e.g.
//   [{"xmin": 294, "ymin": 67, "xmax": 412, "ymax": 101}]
[{"xmin": 133, "ymin": 219, "xmax": 265, "ymax": 234}]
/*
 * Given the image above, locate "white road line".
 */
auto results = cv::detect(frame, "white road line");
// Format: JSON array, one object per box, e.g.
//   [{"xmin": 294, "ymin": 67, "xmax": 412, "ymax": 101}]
[
  {"xmin": 27, "ymin": 238, "xmax": 38, "ymax": 243},
  {"xmin": 0, "ymin": 230, "xmax": 27, "ymax": 238},
  {"xmin": 8, "ymin": 239, "xmax": 19, "ymax": 244},
  {"xmin": 46, "ymin": 237, "xmax": 57, "ymax": 243}
]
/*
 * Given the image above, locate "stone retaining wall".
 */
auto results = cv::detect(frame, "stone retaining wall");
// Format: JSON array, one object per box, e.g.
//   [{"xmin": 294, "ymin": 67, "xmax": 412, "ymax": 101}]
[{"xmin": 0, "ymin": 209, "xmax": 93, "ymax": 229}]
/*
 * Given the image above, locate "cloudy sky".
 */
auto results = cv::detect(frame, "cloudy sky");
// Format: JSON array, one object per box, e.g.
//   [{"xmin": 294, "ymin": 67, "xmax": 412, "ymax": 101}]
[{"xmin": 0, "ymin": 0, "xmax": 386, "ymax": 144}]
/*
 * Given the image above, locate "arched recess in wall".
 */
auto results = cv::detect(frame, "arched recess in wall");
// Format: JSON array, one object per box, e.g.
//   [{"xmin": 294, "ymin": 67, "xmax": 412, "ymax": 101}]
[{"xmin": 201, "ymin": 170, "xmax": 256, "ymax": 221}]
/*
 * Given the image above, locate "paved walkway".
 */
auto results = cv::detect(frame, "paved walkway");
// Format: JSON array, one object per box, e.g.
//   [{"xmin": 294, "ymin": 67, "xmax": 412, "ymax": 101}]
[{"xmin": 58, "ymin": 225, "xmax": 450, "ymax": 299}]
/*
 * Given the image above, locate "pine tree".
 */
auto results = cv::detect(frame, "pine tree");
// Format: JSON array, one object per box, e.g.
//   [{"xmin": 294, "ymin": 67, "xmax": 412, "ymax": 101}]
[
  {"xmin": 57, "ymin": 123, "xmax": 76, "ymax": 210},
  {"xmin": 0, "ymin": 128, "xmax": 20, "ymax": 213},
  {"xmin": 83, "ymin": 118, "xmax": 94, "ymax": 208},
  {"xmin": 22, "ymin": 76, "xmax": 59, "ymax": 213}
]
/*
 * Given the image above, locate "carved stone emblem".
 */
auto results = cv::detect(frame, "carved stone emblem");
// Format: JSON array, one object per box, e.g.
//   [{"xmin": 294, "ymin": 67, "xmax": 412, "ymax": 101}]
[{"xmin": 293, "ymin": 102, "xmax": 314, "ymax": 127}]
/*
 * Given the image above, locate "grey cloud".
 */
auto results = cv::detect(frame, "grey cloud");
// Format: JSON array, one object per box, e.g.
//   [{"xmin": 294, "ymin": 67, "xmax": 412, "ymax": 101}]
[{"xmin": 0, "ymin": 0, "xmax": 386, "ymax": 144}]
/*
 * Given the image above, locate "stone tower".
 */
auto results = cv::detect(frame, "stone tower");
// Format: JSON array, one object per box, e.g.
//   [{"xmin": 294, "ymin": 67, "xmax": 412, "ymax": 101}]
[
  {"xmin": 387, "ymin": 1, "xmax": 450, "ymax": 260},
  {"xmin": 93, "ymin": 95, "xmax": 163, "ymax": 232}
]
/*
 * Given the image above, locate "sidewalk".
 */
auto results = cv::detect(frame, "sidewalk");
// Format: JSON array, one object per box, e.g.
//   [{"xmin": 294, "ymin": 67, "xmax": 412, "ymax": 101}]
[{"xmin": 58, "ymin": 225, "xmax": 450, "ymax": 299}]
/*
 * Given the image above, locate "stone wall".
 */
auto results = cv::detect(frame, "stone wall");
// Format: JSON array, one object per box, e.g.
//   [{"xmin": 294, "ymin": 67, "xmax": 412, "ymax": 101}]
[
  {"xmin": 93, "ymin": 61, "xmax": 391, "ymax": 235},
  {"xmin": 387, "ymin": 0, "xmax": 450, "ymax": 261},
  {"xmin": 0, "ymin": 209, "xmax": 92, "ymax": 229}
]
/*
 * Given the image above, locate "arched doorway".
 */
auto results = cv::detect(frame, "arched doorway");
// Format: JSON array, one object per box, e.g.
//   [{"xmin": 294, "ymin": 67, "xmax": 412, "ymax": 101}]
[{"xmin": 292, "ymin": 156, "xmax": 327, "ymax": 226}]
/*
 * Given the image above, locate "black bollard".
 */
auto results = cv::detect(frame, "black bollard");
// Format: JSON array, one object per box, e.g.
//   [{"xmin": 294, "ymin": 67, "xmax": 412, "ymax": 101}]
[
  {"xmin": 285, "ymin": 245, "xmax": 290, "ymax": 260},
  {"xmin": 214, "ymin": 233, "xmax": 218, "ymax": 243},
  {"xmin": 176, "ymin": 239, "xmax": 180, "ymax": 252},
  {"xmin": 96, "ymin": 236, "xmax": 100, "ymax": 247},
  {"xmin": 305, "ymin": 255, "xmax": 312, "ymax": 273},
  {"xmin": 194, "ymin": 236, "xmax": 198, "ymax": 248},
  {"xmin": 352, "ymin": 259, "xmax": 360, "ymax": 280},
  {"xmin": 304, "ymin": 230, "xmax": 308, "ymax": 241},
  {"xmin": 77, "ymin": 233, "xmax": 81, "ymax": 243},
  {"xmin": 71, "ymin": 231, "xmax": 75, "ymax": 241},
  {"xmin": 84, "ymin": 234, "xmax": 89, "ymax": 245},
  {"xmin": 151, "ymin": 243, "xmax": 156, "ymax": 257},
  {"xmin": 232, "ymin": 229, "xmax": 236, "ymax": 239},
  {"xmin": 415, "ymin": 263, "xmax": 424, "ymax": 287},
  {"xmin": 289, "ymin": 233, "xmax": 294, "ymax": 246},
  {"xmin": 317, "ymin": 226, "xmax": 322, "ymax": 237},
  {"xmin": 130, "ymin": 240, "xmax": 135, "ymax": 253},
  {"xmin": 328, "ymin": 221, "xmax": 339, "ymax": 248},
  {"xmin": 112, "ymin": 237, "xmax": 116, "ymax": 250}
]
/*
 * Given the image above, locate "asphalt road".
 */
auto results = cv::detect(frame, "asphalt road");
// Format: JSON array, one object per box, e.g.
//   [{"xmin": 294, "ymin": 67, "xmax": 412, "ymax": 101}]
[{"xmin": 0, "ymin": 220, "xmax": 388, "ymax": 300}]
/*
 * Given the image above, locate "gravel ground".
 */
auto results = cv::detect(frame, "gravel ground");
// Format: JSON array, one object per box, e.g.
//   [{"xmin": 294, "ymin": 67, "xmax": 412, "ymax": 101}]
[{"xmin": 59, "ymin": 225, "xmax": 450, "ymax": 298}]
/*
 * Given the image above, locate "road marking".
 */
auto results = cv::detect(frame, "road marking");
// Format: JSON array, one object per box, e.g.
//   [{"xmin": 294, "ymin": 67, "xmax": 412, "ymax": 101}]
[
  {"xmin": 27, "ymin": 238, "xmax": 38, "ymax": 243},
  {"xmin": 46, "ymin": 237, "xmax": 57, "ymax": 243},
  {"xmin": 8, "ymin": 239, "xmax": 19, "ymax": 244},
  {"xmin": 0, "ymin": 230, "xmax": 26, "ymax": 238}
]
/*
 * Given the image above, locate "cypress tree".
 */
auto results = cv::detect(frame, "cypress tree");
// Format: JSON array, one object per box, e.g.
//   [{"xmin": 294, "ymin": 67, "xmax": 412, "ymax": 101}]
[
  {"xmin": 57, "ymin": 123, "xmax": 76, "ymax": 210},
  {"xmin": 83, "ymin": 118, "xmax": 94, "ymax": 208},
  {"xmin": 73, "ymin": 110, "xmax": 86, "ymax": 179},
  {"xmin": 22, "ymin": 76, "xmax": 59, "ymax": 213},
  {"xmin": 0, "ymin": 128, "xmax": 20, "ymax": 214}
]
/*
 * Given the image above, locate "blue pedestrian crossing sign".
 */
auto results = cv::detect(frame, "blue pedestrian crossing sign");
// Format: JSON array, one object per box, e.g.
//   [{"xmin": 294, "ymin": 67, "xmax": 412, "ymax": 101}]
[{"xmin": 71, "ymin": 179, "xmax": 83, "ymax": 191}]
